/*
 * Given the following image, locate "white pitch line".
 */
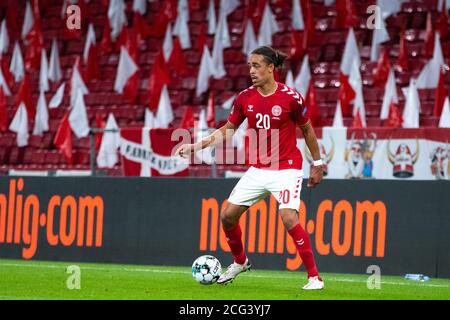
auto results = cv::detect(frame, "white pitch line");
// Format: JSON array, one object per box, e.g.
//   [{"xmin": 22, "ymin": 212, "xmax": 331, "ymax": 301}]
[{"xmin": 1, "ymin": 262, "xmax": 450, "ymax": 288}]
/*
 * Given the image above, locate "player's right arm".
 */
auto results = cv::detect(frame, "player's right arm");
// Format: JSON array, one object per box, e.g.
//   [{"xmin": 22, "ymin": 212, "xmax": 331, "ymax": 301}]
[{"xmin": 176, "ymin": 121, "xmax": 238, "ymax": 158}]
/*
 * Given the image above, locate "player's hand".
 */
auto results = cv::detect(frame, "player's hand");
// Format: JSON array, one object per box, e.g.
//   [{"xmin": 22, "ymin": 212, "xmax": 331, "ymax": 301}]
[
  {"xmin": 175, "ymin": 144, "xmax": 195, "ymax": 158},
  {"xmin": 307, "ymin": 164, "xmax": 323, "ymax": 188}
]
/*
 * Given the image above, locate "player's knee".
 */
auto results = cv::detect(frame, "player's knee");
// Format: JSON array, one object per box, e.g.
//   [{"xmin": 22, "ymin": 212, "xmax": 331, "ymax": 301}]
[
  {"xmin": 280, "ymin": 209, "xmax": 299, "ymax": 230},
  {"xmin": 220, "ymin": 209, "xmax": 238, "ymax": 229}
]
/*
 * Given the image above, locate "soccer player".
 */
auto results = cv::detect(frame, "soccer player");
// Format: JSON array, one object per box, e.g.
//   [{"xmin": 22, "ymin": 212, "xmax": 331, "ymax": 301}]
[{"xmin": 176, "ymin": 46, "xmax": 324, "ymax": 290}]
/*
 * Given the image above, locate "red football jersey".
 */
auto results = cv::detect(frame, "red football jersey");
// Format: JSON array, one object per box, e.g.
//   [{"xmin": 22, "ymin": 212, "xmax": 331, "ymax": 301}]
[{"xmin": 228, "ymin": 82, "xmax": 310, "ymax": 170}]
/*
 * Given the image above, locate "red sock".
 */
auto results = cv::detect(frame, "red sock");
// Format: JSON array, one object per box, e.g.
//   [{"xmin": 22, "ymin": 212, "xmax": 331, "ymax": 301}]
[
  {"xmin": 288, "ymin": 224, "xmax": 320, "ymax": 279},
  {"xmin": 223, "ymin": 223, "xmax": 247, "ymax": 265}
]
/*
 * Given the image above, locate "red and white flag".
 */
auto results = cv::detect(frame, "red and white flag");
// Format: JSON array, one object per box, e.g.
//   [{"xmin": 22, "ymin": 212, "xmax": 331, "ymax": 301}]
[
  {"xmin": 0, "ymin": 19, "xmax": 9, "ymax": 54},
  {"xmin": 0, "ymin": 63, "xmax": 11, "ymax": 96},
  {"xmin": 9, "ymin": 102, "xmax": 29, "ymax": 147},
  {"xmin": 70, "ymin": 57, "xmax": 89, "ymax": 107},
  {"xmin": 21, "ymin": 1, "xmax": 34, "ymax": 40},
  {"xmin": 69, "ymin": 88, "xmax": 90, "ymax": 138},
  {"xmin": 439, "ymin": 97, "xmax": 450, "ymax": 128},
  {"xmin": 380, "ymin": 68, "xmax": 399, "ymax": 120},
  {"xmin": 163, "ymin": 24, "xmax": 174, "ymax": 61},
  {"xmin": 243, "ymin": 19, "xmax": 257, "ymax": 57},
  {"xmin": 148, "ymin": 51, "xmax": 170, "ymax": 112},
  {"xmin": 291, "ymin": 0, "xmax": 305, "ymax": 30},
  {"xmin": 257, "ymin": 2, "xmax": 280, "ymax": 46},
  {"xmin": 49, "ymin": 83, "xmax": 65, "ymax": 109},
  {"xmin": 114, "ymin": 46, "xmax": 139, "ymax": 101},
  {"xmin": 10, "ymin": 42, "xmax": 25, "ymax": 82},
  {"xmin": 155, "ymin": 86, "xmax": 174, "ymax": 128},
  {"xmin": 48, "ymin": 38, "xmax": 62, "ymax": 82},
  {"xmin": 340, "ymin": 28, "xmax": 360, "ymax": 75},
  {"xmin": 435, "ymin": 69, "xmax": 446, "ymax": 118},
  {"xmin": 16, "ymin": 74, "xmax": 34, "ymax": 120},
  {"xmin": 39, "ymin": 48, "xmax": 49, "ymax": 92},
  {"xmin": 97, "ymin": 113, "xmax": 120, "ymax": 168},
  {"xmin": 416, "ymin": 33, "xmax": 445, "ymax": 89},
  {"xmin": 145, "ymin": 108, "xmax": 159, "ymax": 128},
  {"xmin": 33, "ymin": 90, "xmax": 49, "ymax": 136},
  {"xmin": 133, "ymin": 0, "xmax": 147, "ymax": 14},
  {"xmin": 294, "ymin": 54, "xmax": 310, "ymax": 96},
  {"xmin": 173, "ymin": 0, "xmax": 191, "ymax": 49},
  {"xmin": 332, "ymin": 100, "xmax": 345, "ymax": 128},
  {"xmin": 54, "ymin": 112, "xmax": 73, "ymax": 164},
  {"xmin": 196, "ymin": 45, "xmax": 215, "ymax": 97},
  {"xmin": 370, "ymin": 10, "xmax": 389, "ymax": 61},
  {"xmin": 402, "ymin": 80, "xmax": 420, "ymax": 128},
  {"xmin": 349, "ymin": 61, "xmax": 366, "ymax": 127}
]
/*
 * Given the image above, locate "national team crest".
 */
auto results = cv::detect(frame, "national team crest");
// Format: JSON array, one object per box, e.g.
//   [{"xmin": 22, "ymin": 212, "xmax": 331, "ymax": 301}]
[{"xmin": 272, "ymin": 105, "xmax": 282, "ymax": 116}]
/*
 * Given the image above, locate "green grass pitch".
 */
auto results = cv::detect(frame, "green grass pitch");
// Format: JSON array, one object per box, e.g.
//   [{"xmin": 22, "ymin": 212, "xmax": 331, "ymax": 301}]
[{"xmin": 0, "ymin": 259, "xmax": 449, "ymax": 300}]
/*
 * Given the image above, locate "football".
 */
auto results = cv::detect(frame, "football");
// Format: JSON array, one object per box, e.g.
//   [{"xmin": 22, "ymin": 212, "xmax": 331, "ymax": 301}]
[{"xmin": 191, "ymin": 255, "xmax": 222, "ymax": 285}]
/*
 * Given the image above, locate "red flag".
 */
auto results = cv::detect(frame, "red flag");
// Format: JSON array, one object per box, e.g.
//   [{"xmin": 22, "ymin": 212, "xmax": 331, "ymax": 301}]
[
  {"xmin": 181, "ymin": 106, "xmax": 195, "ymax": 129},
  {"xmin": 169, "ymin": 38, "xmax": 188, "ymax": 76},
  {"xmin": 133, "ymin": 12, "xmax": 152, "ymax": 42},
  {"xmin": 384, "ymin": 101, "xmax": 402, "ymax": 128},
  {"xmin": 424, "ymin": 12, "xmax": 434, "ymax": 58},
  {"xmin": 95, "ymin": 111, "xmax": 106, "ymax": 151},
  {"xmin": 100, "ymin": 17, "xmax": 113, "ymax": 54},
  {"xmin": 197, "ymin": 23, "xmax": 207, "ymax": 54},
  {"xmin": 54, "ymin": 112, "xmax": 73, "ymax": 164},
  {"xmin": 251, "ymin": 0, "xmax": 266, "ymax": 32},
  {"xmin": 0, "ymin": 87, "xmax": 7, "ymax": 132},
  {"xmin": 25, "ymin": 20, "xmax": 44, "ymax": 71},
  {"xmin": 303, "ymin": 0, "xmax": 315, "ymax": 46},
  {"xmin": 206, "ymin": 91, "xmax": 215, "ymax": 127},
  {"xmin": 85, "ymin": 44, "xmax": 101, "ymax": 82},
  {"xmin": 373, "ymin": 49, "xmax": 391, "ymax": 87},
  {"xmin": 15, "ymin": 74, "xmax": 34, "ymax": 120},
  {"xmin": 434, "ymin": 69, "xmax": 446, "ymax": 117},
  {"xmin": 398, "ymin": 30, "xmax": 409, "ymax": 71},
  {"xmin": 438, "ymin": 0, "xmax": 448, "ymax": 39},
  {"xmin": 352, "ymin": 108, "xmax": 363, "ymax": 128},
  {"xmin": 290, "ymin": 28, "xmax": 304, "ymax": 62},
  {"xmin": 336, "ymin": 0, "xmax": 358, "ymax": 29},
  {"xmin": 6, "ymin": 0, "xmax": 18, "ymax": 31},
  {"xmin": 149, "ymin": 51, "xmax": 170, "ymax": 112},
  {"xmin": 305, "ymin": 82, "xmax": 321, "ymax": 127},
  {"xmin": 339, "ymin": 72, "xmax": 355, "ymax": 117},
  {"xmin": 150, "ymin": 0, "xmax": 178, "ymax": 37}
]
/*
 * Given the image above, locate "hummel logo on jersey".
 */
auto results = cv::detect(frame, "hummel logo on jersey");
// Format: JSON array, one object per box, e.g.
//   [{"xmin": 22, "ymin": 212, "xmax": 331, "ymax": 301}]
[
  {"xmin": 296, "ymin": 239, "xmax": 305, "ymax": 246},
  {"xmin": 248, "ymin": 105, "xmax": 254, "ymax": 112}
]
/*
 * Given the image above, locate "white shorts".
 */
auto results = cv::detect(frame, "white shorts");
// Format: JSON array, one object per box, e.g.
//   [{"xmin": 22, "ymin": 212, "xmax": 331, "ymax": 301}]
[{"xmin": 227, "ymin": 166, "xmax": 304, "ymax": 210}]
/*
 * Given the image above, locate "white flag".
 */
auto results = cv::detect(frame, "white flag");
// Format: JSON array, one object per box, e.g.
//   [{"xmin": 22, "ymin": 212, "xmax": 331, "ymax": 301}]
[
  {"xmin": 33, "ymin": 91, "xmax": 49, "ymax": 136},
  {"xmin": 97, "ymin": 113, "xmax": 121, "ymax": 168},
  {"xmin": 257, "ymin": 2, "xmax": 280, "ymax": 46},
  {"xmin": 340, "ymin": 28, "xmax": 360, "ymax": 75},
  {"xmin": 212, "ymin": 12, "xmax": 227, "ymax": 79},
  {"xmin": 195, "ymin": 108, "xmax": 213, "ymax": 164},
  {"xmin": 49, "ymin": 83, "xmax": 65, "ymax": 109},
  {"xmin": 208, "ymin": 0, "xmax": 217, "ymax": 35},
  {"xmin": 349, "ymin": 60, "xmax": 366, "ymax": 127},
  {"xmin": 232, "ymin": 118, "xmax": 248, "ymax": 151},
  {"xmin": 144, "ymin": 108, "xmax": 159, "ymax": 128},
  {"xmin": 70, "ymin": 59, "xmax": 89, "ymax": 108},
  {"xmin": 114, "ymin": 46, "xmax": 138, "ymax": 94},
  {"xmin": 242, "ymin": 19, "xmax": 257, "ymax": 56},
  {"xmin": 285, "ymin": 70, "xmax": 295, "ymax": 88},
  {"xmin": 370, "ymin": 11, "xmax": 389, "ymax": 61},
  {"xmin": 402, "ymin": 80, "xmax": 420, "ymax": 128},
  {"xmin": 220, "ymin": 0, "xmax": 240, "ymax": 16},
  {"xmin": 380, "ymin": 69, "xmax": 398, "ymax": 120},
  {"xmin": 294, "ymin": 54, "xmax": 311, "ymax": 96},
  {"xmin": 0, "ymin": 65, "xmax": 11, "ymax": 96},
  {"xmin": 439, "ymin": 97, "xmax": 450, "ymax": 128},
  {"xmin": 196, "ymin": 45, "xmax": 215, "ymax": 97},
  {"xmin": 292, "ymin": 0, "xmax": 305, "ymax": 30},
  {"xmin": 9, "ymin": 102, "xmax": 29, "ymax": 147},
  {"xmin": 155, "ymin": 85, "xmax": 174, "ymax": 128},
  {"xmin": 69, "ymin": 88, "xmax": 90, "ymax": 138},
  {"xmin": 163, "ymin": 24, "xmax": 174, "ymax": 61},
  {"xmin": 10, "ymin": 41, "xmax": 25, "ymax": 82},
  {"xmin": 173, "ymin": 0, "xmax": 191, "ymax": 49},
  {"xmin": 332, "ymin": 101, "xmax": 345, "ymax": 128},
  {"xmin": 133, "ymin": 0, "xmax": 147, "ymax": 14},
  {"xmin": 0, "ymin": 19, "xmax": 9, "ymax": 54},
  {"xmin": 39, "ymin": 49, "xmax": 49, "ymax": 92},
  {"xmin": 21, "ymin": 1, "xmax": 34, "ymax": 39},
  {"xmin": 48, "ymin": 39, "xmax": 62, "ymax": 82},
  {"xmin": 221, "ymin": 94, "xmax": 236, "ymax": 110},
  {"xmin": 377, "ymin": 0, "xmax": 401, "ymax": 19},
  {"xmin": 83, "ymin": 23, "xmax": 96, "ymax": 63},
  {"xmin": 416, "ymin": 33, "xmax": 445, "ymax": 89},
  {"xmin": 108, "ymin": 0, "xmax": 127, "ymax": 41}
]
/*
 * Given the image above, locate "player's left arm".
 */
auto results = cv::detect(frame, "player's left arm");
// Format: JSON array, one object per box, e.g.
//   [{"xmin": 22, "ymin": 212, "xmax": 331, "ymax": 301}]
[{"xmin": 300, "ymin": 121, "xmax": 323, "ymax": 188}]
